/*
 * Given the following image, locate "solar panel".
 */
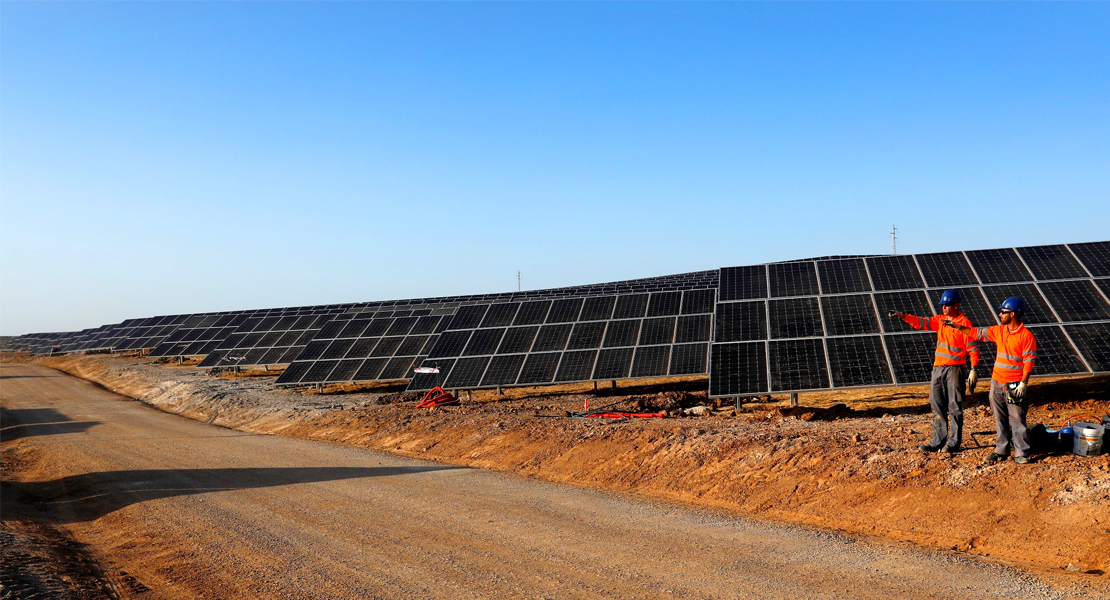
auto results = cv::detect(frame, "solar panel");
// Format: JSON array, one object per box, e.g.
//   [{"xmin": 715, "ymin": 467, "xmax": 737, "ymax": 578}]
[
  {"xmin": 915, "ymin": 252, "xmax": 979, "ymax": 287},
  {"xmin": 709, "ymin": 241, "xmax": 1110, "ymax": 396},
  {"xmin": 1017, "ymin": 245, "xmax": 1088, "ymax": 280},
  {"xmin": 719, "ymin": 265, "xmax": 767, "ymax": 301},
  {"xmin": 709, "ymin": 342, "xmax": 767, "ymax": 396},
  {"xmin": 768, "ymin": 298, "xmax": 823, "ymax": 339},
  {"xmin": 1037, "ymin": 280, "xmax": 1110, "ymax": 322},
  {"xmin": 768, "ymin": 339, "xmax": 829, "ymax": 391},
  {"xmin": 825, "ymin": 336, "xmax": 893, "ymax": 387},
  {"xmin": 714, "ymin": 301, "xmax": 766, "ymax": 342},
  {"xmin": 407, "ymin": 287, "xmax": 717, "ymax": 391},
  {"xmin": 1065, "ymin": 323, "xmax": 1110, "ymax": 371},
  {"xmin": 1069, "ymin": 241, "xmax": 1110, "ymax": 277},
  {"xmin": 817, "ymin": 259, "xmax": 872, "ymax": 294},
  {"xmin": 865, "ymin": 255, "xmax": 924, "ymax": 291},
  {"xmin": 966, "ymin": 248, "xmax": 1033, "ymax": 284},
  {"xmin": 769, "ymin": 262, "xmax": 819, "ymax": 298},
  {"xmin": 820, "ymin": 295, "xmax": 880, "ymax": 336}
]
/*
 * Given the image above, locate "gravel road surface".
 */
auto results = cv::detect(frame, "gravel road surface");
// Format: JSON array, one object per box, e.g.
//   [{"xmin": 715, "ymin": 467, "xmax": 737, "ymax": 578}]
[{"xmin": 1, "ymin": 363, "xmax": 1080, "ymax": 599}]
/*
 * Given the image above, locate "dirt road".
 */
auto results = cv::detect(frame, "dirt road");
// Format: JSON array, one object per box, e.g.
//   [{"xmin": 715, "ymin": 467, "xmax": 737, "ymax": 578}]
[{"xmin": 0, "ymin": 363, "xmax": 1083, "ymax": 599}]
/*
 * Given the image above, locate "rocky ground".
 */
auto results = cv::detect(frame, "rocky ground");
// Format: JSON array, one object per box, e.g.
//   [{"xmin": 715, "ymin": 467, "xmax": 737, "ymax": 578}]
[{"xmin": 3, "ymin": 352, "xmax": 1109, "ymax": 597}]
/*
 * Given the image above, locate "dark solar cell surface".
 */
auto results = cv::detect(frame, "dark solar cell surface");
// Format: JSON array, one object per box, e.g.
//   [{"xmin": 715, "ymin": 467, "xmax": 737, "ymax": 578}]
[
  {"xmin": 825, "ymin": 336, "xmax": 893, "ymax": 387},
  {"xmin": 681, "ymin": 289, "xmax": 716, "ymax": 315},
  {"xmin": 885, "ymin": 333, "xmax": 937, "ymax": 384},
  {"xmin": 1096, "ymin": 279, "xmax": 1110, "ymax": 299},
  {"xmin": 820, "ymin": 295, "xmax": 879, "ymax": 336},
  {"xmin": 514, "ymin": 301, "xmax": 551, "ymax": 325},
  {"xmin": 532, "ymin": 324, "xmax": 572, "ymax": 352},
  {"xmin": 631, "ymin": 346, "xmax": 670, "ymax": 377},
  {"xmin": 554, "ymin": 350, "xmax": 596, "ymax": 382},
  {"xmin": 639, "ymin": 317, "xmax": 676, "ymax": 345},
  {"xmin": 865, "ymin": 255, "xmax": 924, "ymax": 291},
  {"xmin": 915, "ymin": 252, "xmax": 979, "ymax": 288},
  {"xmin": 567, "ymin": 322, "xmax": 606, "ymax": 350},
  {"xmin": 481, "ymin": 303, "xmax": 519, "ymax": 328},
  {"xmin": 714, "ymin": 302, "xmax": 766, "ymax": 342},
  {"xmin": 593, "ymin": 348, "xmax": 635, "ymax": 380},
  {"xmin": 719, "ymin": 265, "xmax": 767, "ymax": 301},
  {"xmin": 1037, "ymin": 280, "xmax": 1110, "ymax": 322},
  {"xmin": 517, "ymin": 353, "xmax": 560, "ymax": 384},
  {"xmin": 670, "ymin": 343, "xmax": 708, "ymax": 375},
  {"xmin": 1065, "ymin": 323, "xmax": 1110, "ymax": 371},
  {"xmin": 768, "ymin": 298, "xmax": 823, "ymax": 339},
  {"xmin": 444, "ymin": 356, "xmax": 490, "ymax": 388},
  {"xmin": 768, "ymin": 339, "xmax": 829, "ymax": 391},
  {"xmin": 674, "ymin": 314, "xmax": 712, "ymax": 343},
  {"xmin": 1025, "ymin": 326, "xmax": 1088, "ymax": 375},
  {"xmin": 1069, "ymin": 242, "xmax": 1110, "ymax": 277},
  {"xmin": 965, "ymin": 248, "xmax": 1032, "ymax": 284},
  {"xmin": 482, "ymin": 354, "xmax": 527, "ymax": 386},
  {"xmin": 547, "ymin": 298, "xmax": 584, "ymax": 323},
  {"xmin": 648, "ymin": 292, "xmax": 682, "ymax": 317},
  {"xmin": 818, "ymin": 259, "xmax": 872, "ymax": 294},
  {"xmin": 769, "ymin": 262, "xmax": 819, "ymax": 298},
  {"xmin": 499, "ymin": 327, "xmax": 539, "ymax": 354},
  {"xmin": 613, "ymin": 294, "xmax": 649, "ymax": 319},
  {"xmin": 580, "ymin": 296, "xmax": 616, "ymax": 321},
  {"xmin": 463, "ymin": 328, "xmax": 504, "ymax": 356},
  {"xmin": 873, "ymin": 292, "xmax": 934, "ymax": 333},
  {"xmin": 603, "ymin": 320, "xmax": 641, "ymax": 348},
  {"xmin": 1017, "ymin": 245, "xmax": 1088, "ymax": 280},
  {"xmin": 979, "ymin": 284, "xmax": 1057, "ymax": 324}
]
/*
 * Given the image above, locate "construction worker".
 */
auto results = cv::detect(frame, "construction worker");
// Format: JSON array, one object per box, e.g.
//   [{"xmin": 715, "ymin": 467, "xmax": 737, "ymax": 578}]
[
  {"xmin": 888, "ymin": 289, "xmax": 980, "ymax": 453},
  {"xmin": 943, "ymin": 297, "xmax": 1037, "ymax": 464}
]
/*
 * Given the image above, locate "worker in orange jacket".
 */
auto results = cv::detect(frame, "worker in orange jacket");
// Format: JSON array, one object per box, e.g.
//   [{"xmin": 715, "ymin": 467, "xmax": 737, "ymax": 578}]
[
  {"xmin": 944, "ymin": 297, "xmax": 1037, "ymax": 464},
  {"xmin": 888, "ymin": 289, "xmax": 980, "ymax": 453}
]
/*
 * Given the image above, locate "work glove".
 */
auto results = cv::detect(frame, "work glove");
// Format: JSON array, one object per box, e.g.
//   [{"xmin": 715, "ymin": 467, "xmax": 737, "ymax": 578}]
[
  {"xmin": 887, "ymin": 311, "xmax": 900, "ymax": 318},
  {"xmin": 967, "ymin": 370, "xmax": 978, "ymax": 393},
  {"xmin": 1012, "ymin": 381, "xmax": 1027, "ymax": 400}
]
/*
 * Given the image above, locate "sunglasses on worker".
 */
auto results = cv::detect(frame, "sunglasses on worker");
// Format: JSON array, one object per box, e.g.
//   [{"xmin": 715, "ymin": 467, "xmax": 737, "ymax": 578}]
[{"xmin": 998, "ymin": 309, "xmax": 1014, "ymax": 315}]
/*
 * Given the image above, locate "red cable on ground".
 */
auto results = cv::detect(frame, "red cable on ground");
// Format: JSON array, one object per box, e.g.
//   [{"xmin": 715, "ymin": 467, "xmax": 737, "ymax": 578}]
[
  {"xmin": 584, "ymin": 411, "xmax": 666, "ymax": 419},
  {"xmin": 416, "ymin": 387, "xmax": 459, "ymax": 408}
]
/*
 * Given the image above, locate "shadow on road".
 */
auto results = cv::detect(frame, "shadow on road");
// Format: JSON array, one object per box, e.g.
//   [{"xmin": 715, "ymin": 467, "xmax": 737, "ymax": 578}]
[
  {"xmin": 3, "ymin": 465, "xmax": 458, "ymax": 524},
  {"xmin": 0, "ymin": 407, "xmax": 101, "ymax": 440}
]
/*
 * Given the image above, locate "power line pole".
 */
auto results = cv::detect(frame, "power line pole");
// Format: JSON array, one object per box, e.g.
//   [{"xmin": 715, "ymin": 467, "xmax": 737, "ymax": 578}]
[
  {"xmin": 517, "ymin": 270, "xmax": 521, "ymax": 292},
  {"xmin": 891, "ymin": 225, "xmax": 898, "ymax": 255}
]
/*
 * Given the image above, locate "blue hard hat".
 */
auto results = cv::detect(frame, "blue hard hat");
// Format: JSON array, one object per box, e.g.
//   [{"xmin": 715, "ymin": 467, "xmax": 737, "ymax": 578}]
[
  {"xmin": 999, "ymin": 296, "xmax": 1025, "ymax": 313},
  {"xmin": 939, "ymin": 289, "xmax": 962, "ymax": 305}
]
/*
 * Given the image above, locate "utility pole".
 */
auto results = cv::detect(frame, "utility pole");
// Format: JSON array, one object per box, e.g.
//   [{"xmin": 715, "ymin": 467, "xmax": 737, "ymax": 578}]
[
  {"xmin": 517, "ymin": 270, "xmax": 521, "ymax": 292},
  {"xmin": 891, "ymin": 225, "xmax": 898, "ymax": 255}
]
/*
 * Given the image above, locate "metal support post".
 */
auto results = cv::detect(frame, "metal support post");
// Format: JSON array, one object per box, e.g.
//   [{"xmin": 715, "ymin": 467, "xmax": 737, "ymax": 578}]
[{"xmin": 789, "ymin": 392, "xmax": 799, "ymax": 407}]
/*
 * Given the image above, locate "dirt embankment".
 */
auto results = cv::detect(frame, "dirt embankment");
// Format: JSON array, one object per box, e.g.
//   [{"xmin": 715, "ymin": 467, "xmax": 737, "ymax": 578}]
[{"xmin": 26, "ymin": 355, "xmax": 1110, "ymax": 581}]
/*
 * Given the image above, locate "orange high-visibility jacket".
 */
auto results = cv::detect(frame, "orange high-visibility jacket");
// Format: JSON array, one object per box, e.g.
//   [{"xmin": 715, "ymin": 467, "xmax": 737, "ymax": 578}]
[
  {"xmin": 901, "ymin": 312, "xmax": 981, "ymax": 368},
  {"xmin": 975, "ymin": 323, "xmax": 1037, "ymax": 384}
]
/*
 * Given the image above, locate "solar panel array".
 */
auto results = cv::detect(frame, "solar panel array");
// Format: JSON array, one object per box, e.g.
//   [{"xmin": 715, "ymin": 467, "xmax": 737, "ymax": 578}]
[
  {"xmin": 8, "ymin": 241, "xmax": 1109, "ymax": 400},
  {"xmin": 403, "ymin": 288, "xmax": 717, "ymax": 392},
  {"xmin": 709, "ymin": 242, "xmax": 1110, "ymax": 397}
]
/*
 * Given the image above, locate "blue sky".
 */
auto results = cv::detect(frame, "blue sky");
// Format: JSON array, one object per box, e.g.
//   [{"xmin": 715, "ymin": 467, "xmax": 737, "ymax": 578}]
[{"xmin": 2, "ymin": 3, "xmax": 1108, "ymax": 335}]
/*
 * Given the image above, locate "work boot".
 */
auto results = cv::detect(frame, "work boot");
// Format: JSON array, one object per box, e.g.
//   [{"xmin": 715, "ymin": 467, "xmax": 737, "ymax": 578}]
[
  {"xmin": 984, "ymin": 452, "xmax": 1007, "ymax": 464},
  {"xmin": 1014, "ymin": 455, "xmax": 1032, "ymax": 464},
  {"xmin": 918, "ymin": 443, "xmax": 943, "ymax": 453},
  {"xmin": 940, "ymin": 445, "xmax": 960, "ymax": 454}
]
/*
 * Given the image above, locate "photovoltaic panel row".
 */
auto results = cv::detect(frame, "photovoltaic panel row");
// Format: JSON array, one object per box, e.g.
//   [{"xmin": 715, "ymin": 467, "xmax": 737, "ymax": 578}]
[
  {"xmin": 710, "ymin": 241, "xmax": 1110, "ymax": 396},
  {"xmin": 275, "ymin": 312, "xmax": 452, "ymax": 385},
  {"xmin": 147, "ymin": 313, "xmax": 250, "ymax": 357},
  {"xmin": 197, "ymin": 312, "xmax": 340, "ymax": 368},
  {"xmin": 406, "ymin": 289, "xmax": 716, "ymax": 391}
]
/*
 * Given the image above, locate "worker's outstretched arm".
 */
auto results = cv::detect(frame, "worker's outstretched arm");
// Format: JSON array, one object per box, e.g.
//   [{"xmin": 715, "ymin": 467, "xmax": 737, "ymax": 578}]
[{"xmin": 941, "ymin": 320, "xmax": 973, "ymax": 337}]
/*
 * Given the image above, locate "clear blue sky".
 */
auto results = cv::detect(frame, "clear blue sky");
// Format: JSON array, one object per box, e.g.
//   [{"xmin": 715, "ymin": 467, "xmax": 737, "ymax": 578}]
[{"xmin": 3, "ymin": 3, "xmax": 1108, "ymax": 335}]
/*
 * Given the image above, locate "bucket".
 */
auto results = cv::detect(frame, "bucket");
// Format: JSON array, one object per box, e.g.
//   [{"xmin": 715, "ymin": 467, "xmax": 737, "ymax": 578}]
[{"xmin": 1072, "ymin": 422, "xmax": 1104, "ymax": 456}]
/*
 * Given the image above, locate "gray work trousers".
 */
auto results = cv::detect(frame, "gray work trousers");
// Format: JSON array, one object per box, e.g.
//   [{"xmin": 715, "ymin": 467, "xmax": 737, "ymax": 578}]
[
  {"xmin": 928, "ymin": 365, "xmax": 966, "ymax": 448},
  {"xmin": 989, "ymin": 379, "xmax": 1031, "ymax": 457}
]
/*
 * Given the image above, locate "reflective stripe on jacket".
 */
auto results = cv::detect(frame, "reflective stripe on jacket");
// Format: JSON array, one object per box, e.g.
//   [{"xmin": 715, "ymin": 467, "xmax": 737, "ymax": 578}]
[
  {"xmin": 901, "ymin": 312, "xmax": 980, "ymax": 368},
  {"xmin": 975, "ymin": 323, "xmax": 1037, "ymax": 384}
]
